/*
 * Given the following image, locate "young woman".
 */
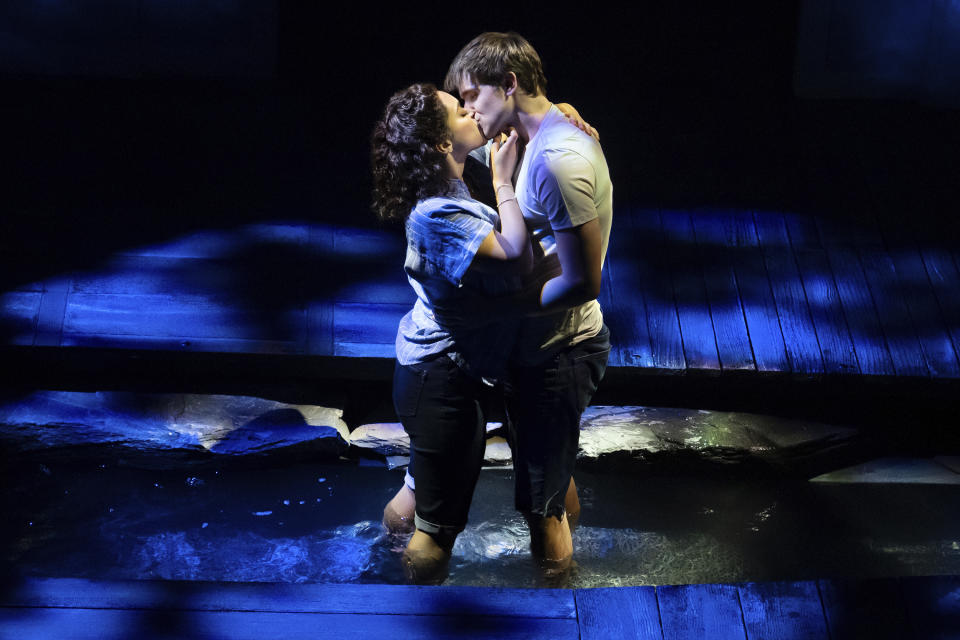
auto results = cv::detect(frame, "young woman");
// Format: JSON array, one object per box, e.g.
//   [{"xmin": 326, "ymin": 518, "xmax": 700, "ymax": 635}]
[{"xmin": 371, "ymin": 83, "xmax": 530, "ymax": 584}]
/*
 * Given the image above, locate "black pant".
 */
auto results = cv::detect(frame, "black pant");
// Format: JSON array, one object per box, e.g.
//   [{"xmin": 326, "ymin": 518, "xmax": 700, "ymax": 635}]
[
  {"xmin": 504, "ymin": 325, "xmax": 610, "ymax": 519},
  {"xmin": 393, "ymin": 355, "xmax": 489, "ymax": 536}
]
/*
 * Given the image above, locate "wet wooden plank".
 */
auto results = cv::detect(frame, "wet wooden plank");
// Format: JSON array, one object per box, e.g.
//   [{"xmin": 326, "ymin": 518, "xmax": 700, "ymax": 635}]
[
  {"xmin": 70, "ymin": 254, "xmax": 213, "ymax": 294},
  {"xmin": 738, "ymin": 580, "xmax": 829, "ymax": 639},
  {"xmin": 35, "ymin": 276, "xmax": 71, "ymax": 347},
  {"xmin": 306, "ymin": 300, "xmax": 334, "ymax": 356},
  {"xmin": 660, "ymin": 209, "xmax": 720, "ymax": 372},
  {"xmin": 690, "ymin": 212, "xmax": 755, "ymax": 371},
  {"xmin": 754, "ymin": 212, "xmax": 824, "ymax": 375},
  {"xmin": 818, "ymin": 577, "xmax": 909, "ymax": 639},
  {"xmin": 603, "ymin": 208, "xmax": 654, "ymax": 368},
  {"xmin": 70, "ymin": 255, "xmax": 303, "ymax": 299},
  {"xmin": 318, "ymin": 229, "xmax": 413, "ymax": 307},
  {"xmin": 576, "ymin": 586, "xmax": 662, "ymax": 640},
  {"xmin": 598, "ymin": 264, "xmax": 628, "ymax": 368},
  {"xmin": 333, "ymin": 302, "xmax": 406, "ymax": 358},
  {"xmin": 61, "ymin": 292, "xmax": 307, "ymax": 349},
  {"xmin": 308, "ymin": 223, "xmax": 336, "ymax": 256},
  {"xmin": 629, "ymin": 208, "xmax": 686, "ymax": 371},
  {"xmin": 333, "ymin": 342, "xmax": 397, "ymax": 358},
  {"xmin": 332, "ymin": 226, "xmax": 406, "ymax": 261},
  {"xmin": 122, "ymin": 223, "xmax": 312, "ymax": 259},
  {"xmin": 0, "ymin": 608, "xmax": 578, "ymax": 640},
  {"xmin": 0, "ymin": 290, "xmax": 42, "ymax": 346},
  {"xmin": 334, "ymin": 273, "xmax": 412, "ymax": 305},
  {"xmin": 104, "ymin": 223, "xmax": 407, "ymax": 309},
  {"xmin": 920, "ymin": 246, "xmax": 960, "ymax": 370},
  {"xmin": 61, "ymin": 334, "xmax": 305, "ymax": 355},
  {"xmin": 853, "ymin": 222, "xmax": 929, "ymax": 378},
  {"xmin": 724, "ymin": 212, "xmax": 790, "ymax": 373},
  {"xmin": 658, "ymin": 583, "xmax": 746, "ymax": 640},
  {"xmin": 325, "ymin": 227, "xmax": 409, "ymax": 305},
  {"xmin": 815, "ymin": 217, "xmax": 895, "ymax": 376},
  {"xmin": 4, "ymin": 578, "xmax": 576, "ymax": 618},
  {"xmin": 900, "ymin": 575, "xmax": 960, "ymax": 640},
  {"xmin": 783, "ymin": 214, "xmax": 859, "ymax": 375},
  {"xmin": 878, "ymin": 221, "xmax": 960, "ymax": 378}
]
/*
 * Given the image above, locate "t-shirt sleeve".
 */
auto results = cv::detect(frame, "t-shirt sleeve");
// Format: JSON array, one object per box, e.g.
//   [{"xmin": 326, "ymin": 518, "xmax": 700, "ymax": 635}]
[
  {"xmin": 415, "ymin": 202, "xmax": 494, "ymax": 285},
  {"xmin": 532, "ymin": 149, "xmax": 598, "ymax": 230}
]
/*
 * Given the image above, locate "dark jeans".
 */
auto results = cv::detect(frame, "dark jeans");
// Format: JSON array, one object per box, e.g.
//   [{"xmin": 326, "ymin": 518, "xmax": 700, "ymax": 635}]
[
  {"xmin": 504, "ymin": 325, "xmax": 610, "ymax": 519},
  {"xmin": 392, "ymin": 355, "xmax": 489, "ymax": 537}
]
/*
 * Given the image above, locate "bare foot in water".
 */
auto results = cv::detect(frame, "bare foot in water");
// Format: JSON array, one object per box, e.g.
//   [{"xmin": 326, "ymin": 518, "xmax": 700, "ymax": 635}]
[
  {"xmin": 526, "ymin": 510, "xmax": 574, "ymax": 575},
  {"xmin": 402, "ymin": 530, "xmax": 454, "ymax": 585},
  {"xmin": 382, "ymin": 484, "xmax": 415, "ymax": 534}
]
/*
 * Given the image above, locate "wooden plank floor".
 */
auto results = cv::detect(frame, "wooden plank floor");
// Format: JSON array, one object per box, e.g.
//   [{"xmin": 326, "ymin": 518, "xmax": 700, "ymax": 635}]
[
  {"xmin": 2, "ymin": 209, "xmax": 958, "ymax": 381},
  {"xmin": 2, "ymin": 575, "xmax": 958, "ymax": 639}
]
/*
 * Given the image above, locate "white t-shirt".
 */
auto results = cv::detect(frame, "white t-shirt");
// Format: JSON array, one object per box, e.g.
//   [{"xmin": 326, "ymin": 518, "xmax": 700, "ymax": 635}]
[{"xmin": 513, "ymin": 104, "xmax": 613, "ymax": 363}]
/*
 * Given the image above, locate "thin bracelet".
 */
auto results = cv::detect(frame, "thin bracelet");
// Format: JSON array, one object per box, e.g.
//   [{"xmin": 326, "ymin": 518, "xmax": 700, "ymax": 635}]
[
  {"xmin": 497, "ymin": 197, "xmax": 517, "ymax": 208},
  {"xmin": 496, "ymin": 184, "xmax": 515, "ymax": 196}
]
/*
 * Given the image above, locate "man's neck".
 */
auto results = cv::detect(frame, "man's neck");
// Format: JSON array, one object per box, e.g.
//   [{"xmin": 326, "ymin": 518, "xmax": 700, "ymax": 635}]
[{"xmin": 510, "ymin": 93, "xmax": 552, "ymax": 143}]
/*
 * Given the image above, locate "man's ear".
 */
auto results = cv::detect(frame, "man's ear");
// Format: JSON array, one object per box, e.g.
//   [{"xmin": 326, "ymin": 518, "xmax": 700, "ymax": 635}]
[{"xmin": 502, "ymin": 72, "xmax": 518, "ymax": 97}]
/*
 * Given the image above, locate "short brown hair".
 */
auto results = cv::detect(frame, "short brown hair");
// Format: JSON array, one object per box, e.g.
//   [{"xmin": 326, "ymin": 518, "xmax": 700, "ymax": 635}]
[{"xmin": 444, "ymin": 32, "xmax": 547, "ymax": 97}]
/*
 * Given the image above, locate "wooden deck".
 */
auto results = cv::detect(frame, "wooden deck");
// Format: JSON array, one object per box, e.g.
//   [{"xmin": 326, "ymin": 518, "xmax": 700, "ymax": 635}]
[
  {"xmin": 2, "ymin": 575, "xmax": 958, "ymax": 639},
  {"xmin": 1, "ymin": 209, "xmax": 958, "ymax": 382}
]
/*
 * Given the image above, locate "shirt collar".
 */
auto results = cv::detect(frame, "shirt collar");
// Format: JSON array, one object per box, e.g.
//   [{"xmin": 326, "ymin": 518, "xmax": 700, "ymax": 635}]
[
  {"xmin": 449, "ymin": 179, "xmax": 471, "ymax": 199},
  {"xmin": 526, "ymin": 104, "xmax": 563, "ymax": 150}
]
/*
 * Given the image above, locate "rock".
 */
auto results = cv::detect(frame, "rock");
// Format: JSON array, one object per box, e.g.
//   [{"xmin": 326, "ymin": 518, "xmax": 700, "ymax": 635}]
[
  {"xmin": 483, "ymin": 436, "xmax": 512, "ymax": 465},
  {"xmin": 0, "ymin": 391, "xmax": 348, "ymax": 468},
  {"xmin": 0, "ymin": 391, "xmax": 863, "ymax": 477},
  {"xmin": 349, "ymin": 407, "xmax": 860, "ymax": 477},
  {"xmin": 578, "ymin": 406, "xmax": 862, "ymax": 476},
  {"xmin": 578, "ymin": 406, "xmax": 667, "ymax": 459},
  {"xmin": 348, "ymin": 421, "xmax": 506, "ymax": 459},
  {"xmin": 347, "ymin": 422, "xmax": 408, "ymax": 456},
  {"xmin": 385, "ymin": 455, "xmax": 410, "ymax": 470}
]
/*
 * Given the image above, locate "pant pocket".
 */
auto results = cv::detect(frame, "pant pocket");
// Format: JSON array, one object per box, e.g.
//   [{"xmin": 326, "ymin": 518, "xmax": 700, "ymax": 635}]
[
  {"xmin": 393, "ymin": 362, "xmax": 428, "ymax": 418},
  {"xmin": 572, "ymin": 348, "xmax": 610, "ymax": 413}
]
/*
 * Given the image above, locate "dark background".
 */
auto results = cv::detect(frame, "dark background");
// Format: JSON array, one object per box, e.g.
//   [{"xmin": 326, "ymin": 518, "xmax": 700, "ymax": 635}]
[
  {"xmin": 3, "ymin": 1, "xmax": 958, "ymax": 292},
  {"xmin": 0, "ymin": 1, "xmax": 958, "ymax": 442}
]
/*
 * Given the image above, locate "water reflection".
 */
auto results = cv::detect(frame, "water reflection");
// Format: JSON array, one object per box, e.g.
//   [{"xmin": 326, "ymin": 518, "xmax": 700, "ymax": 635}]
[{"xmin": 5, "ymin": 462, "xmax": 960, "ymax": 588}]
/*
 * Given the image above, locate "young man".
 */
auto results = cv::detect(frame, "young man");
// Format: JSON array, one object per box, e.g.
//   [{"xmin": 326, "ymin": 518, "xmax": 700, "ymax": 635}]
[{"xmin": 447, "ymin": 31, "xmax": 613, "ymax": 571}]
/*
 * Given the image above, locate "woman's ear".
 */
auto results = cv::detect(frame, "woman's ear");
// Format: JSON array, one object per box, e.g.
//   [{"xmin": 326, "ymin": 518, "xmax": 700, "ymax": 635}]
[{"xmin": 436, "ymin": 139, "xmax": 453, "ymax": 153}]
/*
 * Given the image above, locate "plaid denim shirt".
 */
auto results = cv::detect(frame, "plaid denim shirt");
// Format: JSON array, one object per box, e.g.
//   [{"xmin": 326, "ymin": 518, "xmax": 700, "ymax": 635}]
[{"xmin": 395, "ymin": 180, "xmax": 521, "ymax": 379}]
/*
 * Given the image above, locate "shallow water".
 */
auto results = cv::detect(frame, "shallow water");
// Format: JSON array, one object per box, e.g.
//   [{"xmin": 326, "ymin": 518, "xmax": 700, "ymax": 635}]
[{"xmin": 4, "ymin": 460, "xmax": 959, "ymax": 587}]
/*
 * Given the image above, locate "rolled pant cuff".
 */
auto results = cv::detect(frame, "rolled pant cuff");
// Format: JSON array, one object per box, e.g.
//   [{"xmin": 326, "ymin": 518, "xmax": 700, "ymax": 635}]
[
  {"xmin": 414, "ymin": 513, "xmax": 463, "ymax": 537},
  {"xmin": 523, "ymin": 491, "xmax": 566, "ymax": 521}
]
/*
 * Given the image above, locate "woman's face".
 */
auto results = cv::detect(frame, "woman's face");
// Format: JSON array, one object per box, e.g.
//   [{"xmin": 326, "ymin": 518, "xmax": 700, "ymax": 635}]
[{"xmin": 437, "ymin": 91, "xmax": 485, "ymax": 159}]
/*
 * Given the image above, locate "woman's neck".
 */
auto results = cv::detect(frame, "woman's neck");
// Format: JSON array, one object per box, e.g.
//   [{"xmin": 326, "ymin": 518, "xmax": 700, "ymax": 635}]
[{"xmin": 444, "ymin": 153, "xmax": 465, "ymax": 181}]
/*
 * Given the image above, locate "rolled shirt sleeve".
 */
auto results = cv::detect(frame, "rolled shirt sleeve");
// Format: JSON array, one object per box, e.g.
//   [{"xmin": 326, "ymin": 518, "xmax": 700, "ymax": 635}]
[{"xmin": 408, "ymin": 199, "xmax": 494, "ymax": 286}]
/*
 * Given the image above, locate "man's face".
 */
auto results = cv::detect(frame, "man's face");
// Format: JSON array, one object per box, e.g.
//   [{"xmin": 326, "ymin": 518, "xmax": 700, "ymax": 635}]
[{"xmin": 457, "ymin": 76, "xmax": 511, "ymax": 140}]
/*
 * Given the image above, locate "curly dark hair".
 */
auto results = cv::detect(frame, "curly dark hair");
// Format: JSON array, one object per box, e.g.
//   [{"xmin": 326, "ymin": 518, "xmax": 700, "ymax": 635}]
[{"xmin": 371, "ymin": 83, "xmax": 454, "ymax": 223}]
